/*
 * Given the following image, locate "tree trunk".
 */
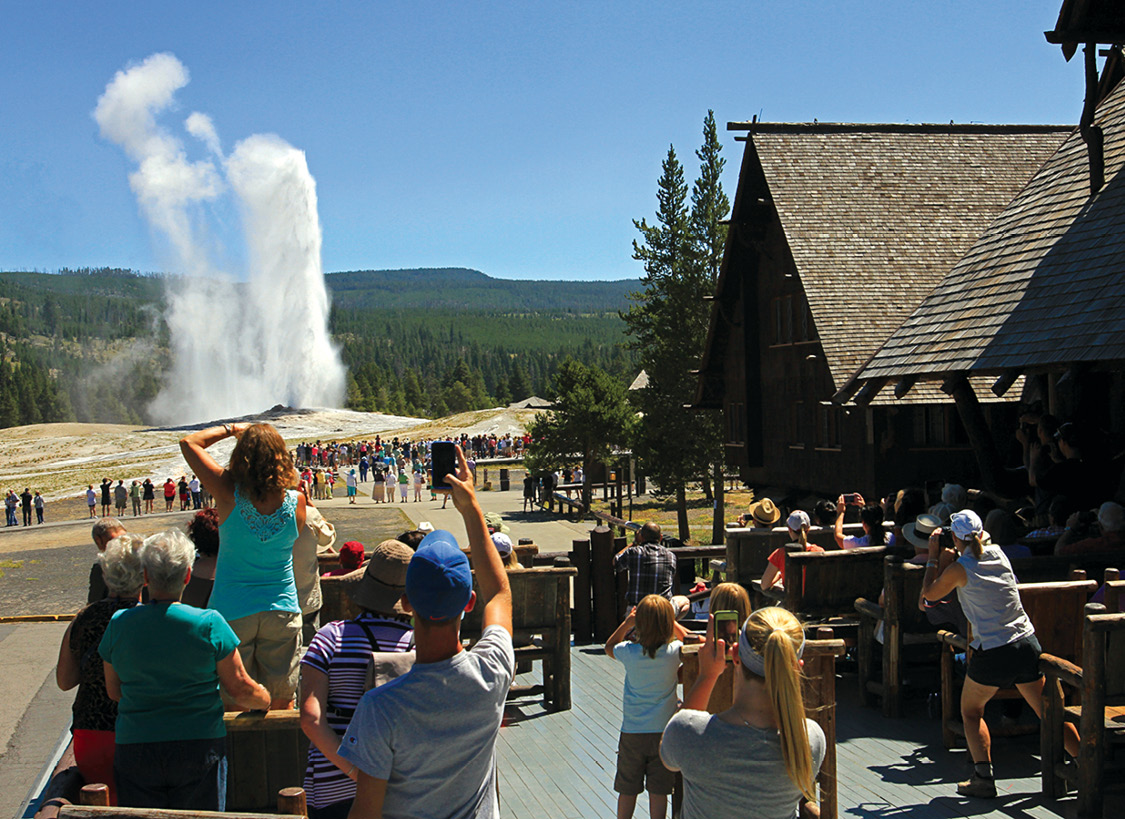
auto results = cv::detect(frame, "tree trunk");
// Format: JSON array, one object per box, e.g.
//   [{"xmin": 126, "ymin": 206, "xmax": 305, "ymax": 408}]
[
  {"xmin": 581, "ymin": 455, "xmax": 593, "ymax": 513},
  {"xmin": 701, "ymin": 473, "xmax": 713, "ymax": 503},
  {"xmin": 711, "ymin": 460, "xmax": 725, "ymax": 546},
  {"xmin": 676, "ymin": 486, "xmax": 690, "ymax": 542}
]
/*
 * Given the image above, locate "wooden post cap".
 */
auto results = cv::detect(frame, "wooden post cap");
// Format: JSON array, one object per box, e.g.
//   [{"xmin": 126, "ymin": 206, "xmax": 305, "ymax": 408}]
[
  {"xmin": 79, "ymin": 784, "xmax": 110, "ymax": 806},
  {"xmin": 278, "ymin": 786, "xmax": 308, "ymax": 817}
]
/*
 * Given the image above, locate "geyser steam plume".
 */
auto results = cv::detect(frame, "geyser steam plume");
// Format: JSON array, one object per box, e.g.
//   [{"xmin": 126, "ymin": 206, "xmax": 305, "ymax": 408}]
[{"xmin": 94, "ymin": 53, "xmax": 346, "ymax": 424}]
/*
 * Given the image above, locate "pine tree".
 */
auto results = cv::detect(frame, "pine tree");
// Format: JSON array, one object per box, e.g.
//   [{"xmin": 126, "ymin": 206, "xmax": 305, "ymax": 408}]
[
  {"xmin": 525, "ymin": 358, "xmax": 633, "ymax": 511},
  {"xmin": 690, "ymin": 110, "xmax": 731, "ymax": 543}
]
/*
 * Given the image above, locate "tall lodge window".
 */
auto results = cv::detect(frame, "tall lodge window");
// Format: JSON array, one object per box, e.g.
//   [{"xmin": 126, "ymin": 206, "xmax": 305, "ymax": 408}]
[
  {"xmin": 772, "ymin": 293, "xmax": 816, "ymax": 345},
  {"xmin": 727, "ymin": 402, "xmax": 746, "ymax": 445},
  {"xmin": 817, "ymin": 404, "xmax": 842, "ymax": 449}
]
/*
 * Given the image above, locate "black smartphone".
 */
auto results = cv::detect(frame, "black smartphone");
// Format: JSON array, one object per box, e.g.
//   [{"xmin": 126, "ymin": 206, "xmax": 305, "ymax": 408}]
[{"xmin": 430, "ymin": 441, "xmax": 457, "ymax": 491}]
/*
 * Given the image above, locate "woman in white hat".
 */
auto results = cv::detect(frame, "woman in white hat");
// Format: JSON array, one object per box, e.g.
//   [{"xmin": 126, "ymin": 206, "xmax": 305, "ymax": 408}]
[
  {"xmin": 921, "ymin": 509, "xmax": 1077, "ymax": 799},
  {"xmin": 760, "ymin": 510, "xmax": 822, "ymax": 595}
]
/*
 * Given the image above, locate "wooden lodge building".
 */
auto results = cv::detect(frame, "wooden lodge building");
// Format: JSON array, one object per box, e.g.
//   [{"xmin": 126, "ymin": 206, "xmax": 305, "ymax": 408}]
[
  {"xmin": 694, "ymin": 122, "xmax": 1070, "ymax": 499},
  {"xmin": 844, "ymin": 40, "xmax": 1125, "ymax": 497}
]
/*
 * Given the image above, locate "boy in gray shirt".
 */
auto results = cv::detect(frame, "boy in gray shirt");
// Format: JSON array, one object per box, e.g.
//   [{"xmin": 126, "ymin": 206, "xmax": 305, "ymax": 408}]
[{"xmin": 340, "ymin": 446, "xmax": 514, "ymax": 818}]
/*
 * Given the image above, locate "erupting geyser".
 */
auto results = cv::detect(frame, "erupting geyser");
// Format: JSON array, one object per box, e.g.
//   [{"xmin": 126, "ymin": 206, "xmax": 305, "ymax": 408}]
[{"xmin": 94, "ymin": 52, "xmax": 346, "ymax": 425}]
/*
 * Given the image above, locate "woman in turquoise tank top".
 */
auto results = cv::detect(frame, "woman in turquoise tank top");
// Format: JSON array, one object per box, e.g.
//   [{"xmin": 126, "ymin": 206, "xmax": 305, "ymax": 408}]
[{"xmin": 181, "ymin": 422, "xmax": 307, "ymax": 710}]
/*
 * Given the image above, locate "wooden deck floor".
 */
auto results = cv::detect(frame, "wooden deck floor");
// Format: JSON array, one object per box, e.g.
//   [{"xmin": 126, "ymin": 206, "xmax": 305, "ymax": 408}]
[{"xmin": 497, "ymin": 646, "xmax": 1084, "ymax": 819}]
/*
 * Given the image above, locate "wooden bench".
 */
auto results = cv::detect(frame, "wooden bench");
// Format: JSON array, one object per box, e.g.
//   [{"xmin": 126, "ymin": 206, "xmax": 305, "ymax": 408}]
[
  {"xmin": 223, "ymin": 710, "xmax": 309, "ymax": 814},
  {"xmin": 1040, "ymin": 600, "xmax": 1125, "ymax": 818},
  {"xmin": 678, "ymin": 628, "xmax": 847, "ymax": 818},
  {"xmin": 724, "ymin": 524, "xmax": 869, "ymax": 589},
  {"xmin": 855, "ymin": 557, "xmax": 941, "ymax": 717},
  {"xmin": 461, "ymin": 565, "xmax": 577, "ymax": 711},
  {"xmin": 762, "ymin": 546, "xmax": 886, "ymax": 626},
  {"xmin": 937, "ymin": 578, "xmax": 1098, "ymax": 749},
  {"xmin": 1011, "ymin": 553, "xmax": 1123, "ymax": 584}
]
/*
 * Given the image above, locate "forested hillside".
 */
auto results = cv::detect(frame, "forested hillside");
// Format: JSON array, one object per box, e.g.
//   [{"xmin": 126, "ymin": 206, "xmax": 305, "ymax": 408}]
[{"xmin": 0, "ymin": 267, "xmax": 638, "ymax": 426}]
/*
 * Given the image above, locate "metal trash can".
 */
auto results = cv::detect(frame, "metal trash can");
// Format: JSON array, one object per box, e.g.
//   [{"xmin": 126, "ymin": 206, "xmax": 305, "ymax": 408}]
[{"xmin": 499, "ymin": 468, "xmax": 510, "ymax": 492}]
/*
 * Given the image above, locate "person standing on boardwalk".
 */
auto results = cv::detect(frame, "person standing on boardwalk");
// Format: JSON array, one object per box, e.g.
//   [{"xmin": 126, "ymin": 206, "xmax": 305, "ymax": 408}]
[
  {"xmin": 340, "ymin": 445, "xmax": 513, "ymax": 818},
  {"xmin": 87, "ymin": 485, "xmax": 98, "ymax": 519},
  {"xmin": 605, "ymin": 595, "xmax": 687, "ymax": 819},
  {"xmin": 661, "ymin": 607, "xmax": 825, "ymax": 818},
  {"xmin": 35, "ymin": 491, "xmax": 45, "ymax": 524},
  {"xmin": 113, "ymin": 481, "xmax": 128, "ymax": 518},
  {"xmin": 100, "ymin": 479, "xmax": 112, "ymax": 517},
  {"xmin": 88, "ymin": 518, "xmax": 126, "ymax": 604},
  {"xmin": 921, "ymin": 509, "xmax": 1079, "ymax": 798},
  {"xmin": 614, "ymin": 522, "xmax": 690, "ymax": 618},
  {"xmin": 180, "ymin": 422, "xmax": 307, "ymax": 710},
  {"xmin": 142, "ymin": 478, "xmax": 155, "ymax": 514}
]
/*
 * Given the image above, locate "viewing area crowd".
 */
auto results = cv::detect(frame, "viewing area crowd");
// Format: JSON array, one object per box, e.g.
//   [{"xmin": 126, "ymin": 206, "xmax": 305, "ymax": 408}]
[{"xmin": 34, "ymin": 408, "xmax": 1125, "ymax": 819}]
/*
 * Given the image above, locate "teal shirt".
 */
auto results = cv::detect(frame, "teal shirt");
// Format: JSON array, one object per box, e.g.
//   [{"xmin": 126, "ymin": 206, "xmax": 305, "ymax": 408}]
[
  {"xmin": 98, "ymin": 602, "xmax": 239, "ymax": 744},
  {"xmin": 210, "ymin": 487, "xmax": 300, "ymax": 622}
]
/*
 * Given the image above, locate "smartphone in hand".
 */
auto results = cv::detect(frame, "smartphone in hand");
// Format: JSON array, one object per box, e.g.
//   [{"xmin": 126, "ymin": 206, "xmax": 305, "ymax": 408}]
[
  {"xmin": 430, "ymin": 441, "xmax": 457, "ymax": 491},
  {"xmin": 713, "ymin": 610, "xmax": 740, "ymax": 646}
]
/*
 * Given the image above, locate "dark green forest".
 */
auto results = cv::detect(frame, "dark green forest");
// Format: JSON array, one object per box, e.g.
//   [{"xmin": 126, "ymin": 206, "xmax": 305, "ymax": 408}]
[{"xmin": 0, "ymin": 267, "xmax": 638, "ymax": 427}]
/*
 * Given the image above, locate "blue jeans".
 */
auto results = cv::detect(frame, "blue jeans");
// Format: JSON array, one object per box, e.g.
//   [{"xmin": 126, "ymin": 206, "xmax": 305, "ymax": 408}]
[{"xmin": 115, "ymin": 737, "xmax": 227, "ymax": 811}]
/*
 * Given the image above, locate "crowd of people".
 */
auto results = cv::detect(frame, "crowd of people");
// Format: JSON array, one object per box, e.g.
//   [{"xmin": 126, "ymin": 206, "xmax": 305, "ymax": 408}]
[
  {"xmin": 54, "ymin": 427, "xmax": 517, "ymax": 816},
  {"xmin": 81, "ymin": 475, "xmax": 210, "ymax": 520},
  {"xmin": 5, "ymin": 487, "xmax": 45, "ymax": 526}
]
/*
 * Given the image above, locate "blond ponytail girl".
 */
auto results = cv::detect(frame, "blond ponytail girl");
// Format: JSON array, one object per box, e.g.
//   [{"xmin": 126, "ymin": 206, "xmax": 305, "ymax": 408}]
[{"xmin": 742, "ymin": 607, "xmax": 816, "ymax": 801}]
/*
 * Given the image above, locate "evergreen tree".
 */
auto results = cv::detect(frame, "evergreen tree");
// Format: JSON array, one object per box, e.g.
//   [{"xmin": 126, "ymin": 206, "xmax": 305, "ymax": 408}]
[
  {"xmin": 690, "ymin": 110, "xmax": 731, "ymax": 543},
  {"xmin": 525, "ymin": 358, "xmax": 633, "ymax": 511},
  {"xmin": 623, "ymin": 137, "xmax": 720, "ymax": 540}
]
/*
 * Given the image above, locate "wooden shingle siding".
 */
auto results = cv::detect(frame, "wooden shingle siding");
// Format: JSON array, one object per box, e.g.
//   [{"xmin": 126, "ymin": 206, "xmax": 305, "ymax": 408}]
[{"xmin": 858, "ymin": 81, "xmax": 1125, "ymax": 381}]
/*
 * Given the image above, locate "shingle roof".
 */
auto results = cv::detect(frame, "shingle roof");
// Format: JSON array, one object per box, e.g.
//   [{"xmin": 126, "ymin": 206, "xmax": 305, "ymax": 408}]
[
  {"xmin": 743, "ymin": 124, "xmax": 1070, "ymax": 394},
  {"xmin": 857, "ymin": 82, "xmax": 1125, "ymax": 383}
]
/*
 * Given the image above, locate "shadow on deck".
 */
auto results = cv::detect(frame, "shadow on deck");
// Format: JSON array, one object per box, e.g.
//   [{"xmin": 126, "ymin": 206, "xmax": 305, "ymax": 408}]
[{"xmin": 497, "ymin": 644, "xmax": 1087, "ymax": 819}]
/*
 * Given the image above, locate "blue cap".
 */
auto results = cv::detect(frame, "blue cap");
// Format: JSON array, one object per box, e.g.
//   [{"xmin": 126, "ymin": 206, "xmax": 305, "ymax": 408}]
[{"xmin": 406, "ymin": 530, "xmax": 473, "ymax": 621}]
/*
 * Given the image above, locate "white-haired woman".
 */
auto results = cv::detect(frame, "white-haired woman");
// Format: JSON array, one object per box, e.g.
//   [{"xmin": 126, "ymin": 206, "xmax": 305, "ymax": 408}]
[
  {"xmin": 661, "ymin": 607, "xmax": 826, "ymax": 818},
  {"xmin": 98, "ymin": 530, "xmax": 270, "ymax": 811},
  {"xmin": 57, "ymin": 534, "xmax": 146, "ymax": 805},
  {"xmin": 921, "ymin": 509, "xmax": 1079, "ymax": 799}
]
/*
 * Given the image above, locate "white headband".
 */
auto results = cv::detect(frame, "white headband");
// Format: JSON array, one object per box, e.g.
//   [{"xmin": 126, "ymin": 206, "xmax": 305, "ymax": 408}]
[{"xmin": 738, "ymin": 611, "xmax": 805, "ymax": 676}]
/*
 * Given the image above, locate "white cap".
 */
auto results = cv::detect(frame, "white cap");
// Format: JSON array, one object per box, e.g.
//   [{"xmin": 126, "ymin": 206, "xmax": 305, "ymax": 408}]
[
  {"xmin": 786, "ymin": 510, "xmax": 810, "ymax": 532},
  {"xmin": 950, "ymin": 510, "xmax": 983, "ymax": 541},
  {"xmin": 491, "ymin": 533, "xmax": 513, "ymax": 556}
]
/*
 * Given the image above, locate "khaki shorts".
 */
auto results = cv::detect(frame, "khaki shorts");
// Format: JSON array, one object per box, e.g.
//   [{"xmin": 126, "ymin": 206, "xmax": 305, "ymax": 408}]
[
  {"xmin": 614, "ymin": 732, "xmax": 674, "ymax": 796},
  {"xmin": 226, "ymin": 610, "xmax": 302, "ymax": 703}
]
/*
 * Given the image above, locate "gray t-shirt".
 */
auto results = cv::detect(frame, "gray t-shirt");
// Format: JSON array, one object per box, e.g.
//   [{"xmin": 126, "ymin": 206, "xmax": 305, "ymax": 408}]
[
  {"xmin": 661, "ymin": 709, "xmax": 826, "ymax": 819},
  {"xmin": 339, "ymin": 624, "xmax": 515, "ymax": 818}
]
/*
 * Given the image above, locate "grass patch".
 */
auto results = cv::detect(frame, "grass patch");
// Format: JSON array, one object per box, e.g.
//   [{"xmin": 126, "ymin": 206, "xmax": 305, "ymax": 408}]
[
  {"xmin": 0, "ymin": 560, "xmax": 24, "ymax": 569},
  {"xmin": 588, "ymin": 488, "xmax": 759, "ymax": 545}
]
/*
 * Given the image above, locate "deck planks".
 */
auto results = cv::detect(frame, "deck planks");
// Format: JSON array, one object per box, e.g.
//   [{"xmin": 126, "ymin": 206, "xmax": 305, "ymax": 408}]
[{"xmin": 496, "ymin": 641, "xmax": 1087, "ymax": 819}]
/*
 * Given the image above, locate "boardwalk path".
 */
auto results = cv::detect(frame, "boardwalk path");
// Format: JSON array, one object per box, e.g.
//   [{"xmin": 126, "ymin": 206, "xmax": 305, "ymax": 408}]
[
  {"xmin": 500, "ymin": 647, "xmax": 1069, "ymax": 819},
  {"xmin": 1, "ymin": 484, "xmax": 1085, "ymax": 818}
]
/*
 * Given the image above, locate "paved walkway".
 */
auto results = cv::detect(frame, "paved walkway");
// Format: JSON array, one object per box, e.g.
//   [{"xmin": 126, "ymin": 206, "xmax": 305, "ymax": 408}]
[{"xmin": 315, "ymin": 484, "xmax": 595, "ymax": 552}]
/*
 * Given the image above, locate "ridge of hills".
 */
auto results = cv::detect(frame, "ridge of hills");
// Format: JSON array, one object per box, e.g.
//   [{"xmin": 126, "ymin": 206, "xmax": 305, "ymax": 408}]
[{"xmin": 0, "ymin": 266, "xmax": 640, "ymax": 427}]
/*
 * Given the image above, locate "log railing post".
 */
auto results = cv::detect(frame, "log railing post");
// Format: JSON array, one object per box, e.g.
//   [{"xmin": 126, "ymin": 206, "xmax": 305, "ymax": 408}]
[
  {"xmin": 278, "ymin": 786, "xmax": 308, "ymax": 817},
  {"xmin": 571, "ymin": 538, "xmax": 592, "ymax": 643},
  {"xmin": 79, "ymin": 784, "xmax": 109, "ymax": 807},
  {"xmin": 591, "ymin": 526, "xmax": 617, "ymax": 642}
]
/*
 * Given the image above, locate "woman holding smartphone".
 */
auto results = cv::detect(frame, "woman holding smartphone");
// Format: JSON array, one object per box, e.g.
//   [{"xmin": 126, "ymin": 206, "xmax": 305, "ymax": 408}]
[{"xmin": 661, "ymin": 607, "xmax": 825, "ymax": 818}]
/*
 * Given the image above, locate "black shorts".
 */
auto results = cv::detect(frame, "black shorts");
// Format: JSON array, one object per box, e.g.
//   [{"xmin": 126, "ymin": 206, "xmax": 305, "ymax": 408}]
[{"xmin": 967, "ymin": 633, "xmax": 1042, "ymax": 688}]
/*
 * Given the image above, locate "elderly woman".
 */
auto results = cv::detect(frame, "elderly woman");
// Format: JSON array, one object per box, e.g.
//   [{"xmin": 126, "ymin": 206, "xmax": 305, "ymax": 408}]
[
  {"xmin": 57, "ymin": 534, "xmax": 145, "ymax": 804},
  {"xmin": 921, "ymin": 510, "xmax": 1079, "ymax": 798},
  {"xmin": 180, "ymin": 422, "xmax": 307, "ymax": 710},
  {"xmin": 99, "ymin": 530, "xmax": 269, "ymax": 811}
]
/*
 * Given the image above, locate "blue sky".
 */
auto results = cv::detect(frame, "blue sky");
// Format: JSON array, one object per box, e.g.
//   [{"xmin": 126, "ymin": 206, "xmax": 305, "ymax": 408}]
[{"xmin": 0, "ymin": 1, "xmax": 1086, "ymax": 281}]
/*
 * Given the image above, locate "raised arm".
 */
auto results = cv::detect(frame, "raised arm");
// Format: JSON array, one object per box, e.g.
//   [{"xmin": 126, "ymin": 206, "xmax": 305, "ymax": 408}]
[
  {"xmin": 446, "ymin": 445, "xmax": 512, "ymax": 635},
  {"xmin": 682, "ymin": 615, "xmax": 726, "ymax": 712},
  {"xmin": 179, "ymin": 423, "xmax": 247, "ymax": 507},
  {"xmin": 833, "ymin": 496, "xmax": 846, "ymax": 548},
  {"xmin": 920, "ymin": 528, "xmax": 966, "ymax": 604}
]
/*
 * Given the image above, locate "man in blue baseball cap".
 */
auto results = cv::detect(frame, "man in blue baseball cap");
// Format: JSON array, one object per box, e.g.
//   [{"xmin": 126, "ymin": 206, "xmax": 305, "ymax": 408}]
[{"xmin": 341, "ymin": 444, "xmax": 513, "ymax": 818}]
